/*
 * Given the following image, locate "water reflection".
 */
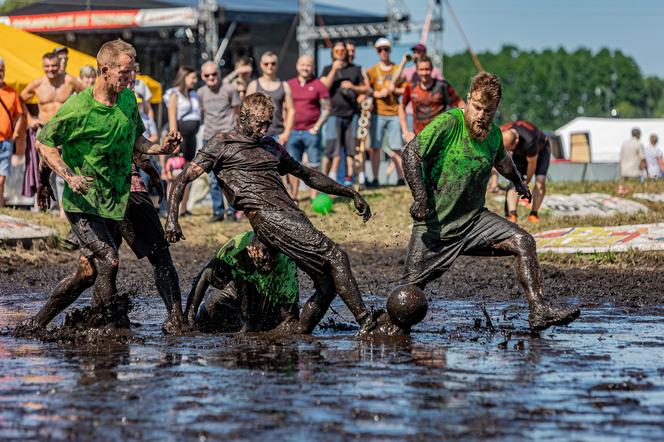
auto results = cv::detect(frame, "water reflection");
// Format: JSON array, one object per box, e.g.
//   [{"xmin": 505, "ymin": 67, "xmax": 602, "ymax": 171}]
[{"xmin": 0, "ymin": 293, "xmax": 663, "ymax": 440}]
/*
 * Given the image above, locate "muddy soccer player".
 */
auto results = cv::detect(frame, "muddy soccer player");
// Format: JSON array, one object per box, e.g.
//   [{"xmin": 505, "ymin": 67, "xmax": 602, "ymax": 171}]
[
  {"xmin": 165, "ymin": 92, "xmax": 378, "ymax": 335},
  {"xmin": 36, "ymin": 153, "xmax": 186, "ymax": 333},
  {"xmin": 14, "ymin": 39, "xmax": 182, "ymax": 336},
  {"xmin": 401, "ymin": 72, "xmax": 579, "ymax": 333},
  {"xmin": 501, "ymin": 120, "xmax": 550, "ymax": 223},
  {"xmin": 187, "ymin": 231, "xmax": 426, "ymax": 337}
]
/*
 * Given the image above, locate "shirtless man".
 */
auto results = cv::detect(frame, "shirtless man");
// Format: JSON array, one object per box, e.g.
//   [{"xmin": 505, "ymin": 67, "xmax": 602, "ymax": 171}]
[
  {"xmin": 246, "ymin": 51, "xmax": 294, "ymax": 146},
  {"xmin": 20, "ymin": 52, "xmax": 83, "ymax": 129}
]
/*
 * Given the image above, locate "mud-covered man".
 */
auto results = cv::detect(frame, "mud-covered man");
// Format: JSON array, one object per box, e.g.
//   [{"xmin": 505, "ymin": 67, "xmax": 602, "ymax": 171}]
[
  {"xmin": 185, "ymin": 231, "xmax": 300, "ymax": 333},
  {"xmin": 165, "ymin": 92, "xmax": 377, "ymax": 335},
  {"xmin": 15, "ymin": 39, "xmax": 181, "ymax": 335},
  {"xmin": 36, "ymin": 153, "xmax": 186, "ymax": 333},
  {"xmin": 401, "ymin": 72, "xmax": 579, "ymax": 333}
]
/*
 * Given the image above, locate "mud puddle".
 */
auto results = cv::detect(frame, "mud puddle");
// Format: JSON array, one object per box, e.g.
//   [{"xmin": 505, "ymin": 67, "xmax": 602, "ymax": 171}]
[{"xmin": 1, "ymin": 291, "xmax": 663, "ymax": 441}]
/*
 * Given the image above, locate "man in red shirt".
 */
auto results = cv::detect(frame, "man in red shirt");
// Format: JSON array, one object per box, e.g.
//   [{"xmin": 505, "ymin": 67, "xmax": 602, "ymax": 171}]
[
  {"xmin": 286, "ymin": 55, "xmax": 331, "ymax": 200},
  {"xmin": 0, "ymin": 57, "xmax": 25, "ymax": 207},
  {"xmin": 398, "ymin": 56, "xmax": 463, "ymax": 142}
]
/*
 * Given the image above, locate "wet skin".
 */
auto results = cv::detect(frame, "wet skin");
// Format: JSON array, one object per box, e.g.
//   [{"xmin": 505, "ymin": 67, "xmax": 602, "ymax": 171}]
[
  {"xmin": 166, "ymin": 94, "xmax": 376, "ymax": 335},
  {"xmin": 401, "ymin": 104, "xmax": 579, "ymax": 333}
]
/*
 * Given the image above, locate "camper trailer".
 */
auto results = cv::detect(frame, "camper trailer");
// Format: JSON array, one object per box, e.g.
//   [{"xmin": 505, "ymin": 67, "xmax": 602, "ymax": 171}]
[{"xmin": 549, "ymin": 117, "xmax": 664, "ymax": 181}]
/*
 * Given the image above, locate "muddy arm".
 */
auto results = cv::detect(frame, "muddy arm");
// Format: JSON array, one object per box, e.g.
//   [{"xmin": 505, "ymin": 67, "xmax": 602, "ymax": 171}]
[
  {"xmin": 134, "ymin": 130, "xmax": 182, "ymax": 155},
  {"xmin": 494, "ymin": 154, "xmax": 532, "ymax": 202},
  {"xmin": 291, "ymin": 164, "xmax": 371, "ymax": 222},
  {"xmin": 164, "ymin": 162, "xmax": 205, "ymax": 243},
  {"xmin": 402, "ymin": 137, "xmax": 430, "ymax": 221},
  {"xmin": 133, "ymin": 152, "xmax": 164, "ymax": 203},
  {"xmin": 185, "ymin": 259, "xmax": 232, "ymax": 325},
  {"xmin": 36, "ymin": 141, "xmax": 92, "ymax": 195}
]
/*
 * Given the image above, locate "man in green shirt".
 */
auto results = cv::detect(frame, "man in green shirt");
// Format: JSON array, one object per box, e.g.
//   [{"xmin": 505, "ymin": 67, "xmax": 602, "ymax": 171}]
[
  {"xmin": 15, "ymin": 39, "xmax": 181, "ymax": 335},
  {"xmin": 185, "ymin": 231, "xmax": 300, "ymax": 333},
  {"xmin": 401, "ymin": 72, "xmax": 579, "ymax": 333}
]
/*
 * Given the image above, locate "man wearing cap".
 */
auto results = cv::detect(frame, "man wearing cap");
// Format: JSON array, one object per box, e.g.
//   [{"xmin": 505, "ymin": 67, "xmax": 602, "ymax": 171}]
[
  {"xmin": 401, "ymin": 44, "xmax": 443, "ymax": 85},
  {"xmin": 367, "ymin": 37, "xmax": 406, "ymax": 187}
]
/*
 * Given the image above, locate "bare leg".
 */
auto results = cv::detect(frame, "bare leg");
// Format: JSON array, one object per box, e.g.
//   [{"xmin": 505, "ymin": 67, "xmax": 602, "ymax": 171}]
[
  {"xmin": 506, "ymin": 187, "xmax": 519, "ymax": 218},
  {"xmin": 386, "ymin": 150, "xmax": 404, "ymax": 179},
  {"xmin": 492, "ymin": 229, "xmax": 579, "ymax": 331},
  {"xmin": 298, "ymin": 247, "xmax": 372, "ymax": 334},
  {"xmin": 370, "ymin": 148, "xmax": 381, "ymax": 183},
  {"xmin": 288, "ymin": 174, "xmax": 300, "ymax": 201},
  {"xmin": 147, "ymin": 247, "xmax": 184, "ymax": 333},
  {"xmin": 531, "ymin": 175, "xmax": 546, "ymax": 213},
  {"xmin": 0, "ymin": 176, "xmax": 5, "ymax": 207},
  {"xmin": 492, "ymin": 230, "xmax": 543, "ymax": 305},
  {"xmin": 90, "ymin": 243, "xmax": 119, "ymax": 308},
  {"xmin": 31, "ymin": 255, "xmax": 97, "ymax": 327}
]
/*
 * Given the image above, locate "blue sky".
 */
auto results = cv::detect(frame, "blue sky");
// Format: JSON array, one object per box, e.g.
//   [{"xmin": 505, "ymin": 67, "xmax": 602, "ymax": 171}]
[{"xmin": 320, "ymin": 0, "xmax": 664, "ymax": 77}]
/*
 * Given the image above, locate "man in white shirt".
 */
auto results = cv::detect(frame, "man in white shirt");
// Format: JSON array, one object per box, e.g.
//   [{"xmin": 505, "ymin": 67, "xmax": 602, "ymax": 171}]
[{"xmin": 620, "ymin": 128, "xmax": 645, "ymax": 179}]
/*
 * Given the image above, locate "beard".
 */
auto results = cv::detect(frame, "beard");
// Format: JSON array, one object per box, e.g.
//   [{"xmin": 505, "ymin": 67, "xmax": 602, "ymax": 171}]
[{"xmin": 464, "ymin": 112, "xmax": 491, "ymax": 142}]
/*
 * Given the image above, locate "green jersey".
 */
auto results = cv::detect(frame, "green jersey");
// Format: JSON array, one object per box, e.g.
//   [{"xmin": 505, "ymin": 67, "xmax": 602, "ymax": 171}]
[
  {"xmin": 38, "ymin": 88, "xmax": 145, "ymax": 221},
  {"xmin": 416, "ymin": 108, "xmax": 505, "ymax": 238},
  {"xmin": 215, "ymin": 232, "xmax": 299, "ymax": 306}
]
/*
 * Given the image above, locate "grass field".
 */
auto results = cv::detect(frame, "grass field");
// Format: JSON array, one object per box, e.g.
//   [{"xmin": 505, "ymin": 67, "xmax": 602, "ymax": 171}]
[{"xmin": 3, "ymin": 179, "xmax": 664, "ymax": 270}]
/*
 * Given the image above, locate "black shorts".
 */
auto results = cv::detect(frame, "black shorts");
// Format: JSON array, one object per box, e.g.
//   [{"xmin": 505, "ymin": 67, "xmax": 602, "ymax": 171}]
[
  {"xmin": 66, "ymin": 211, "xmax": 122, "ymax": 258},
  {"xmin": 324, "ymin": 115, "xmax": 356, "ymax": 159},
  {"xmin": 401, "ymin": 209, "xmax": 519, "ymax": 286},
  {"xmin": 513, "ymin": 147, "xmax": 551, "ymax": 178},
  {"xmin": 178, "ymin": 119, "xmax": 201, "ymax": 161},
  {"xmin": 119, "ymin": 191, "xmax": 169, "ymax": 259}
]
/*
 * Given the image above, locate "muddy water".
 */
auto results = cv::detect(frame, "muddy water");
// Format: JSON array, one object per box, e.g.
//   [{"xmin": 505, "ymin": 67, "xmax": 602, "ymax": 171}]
[{"xmin": 1, "ymin": 291, "xmax": 663, "ymax": 441}]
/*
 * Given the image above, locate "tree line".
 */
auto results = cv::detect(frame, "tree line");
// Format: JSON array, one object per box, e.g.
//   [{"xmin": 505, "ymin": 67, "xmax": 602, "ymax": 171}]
[{"xmin": 442, "ymin": 45, "xmax": 664, "ymax": 130}]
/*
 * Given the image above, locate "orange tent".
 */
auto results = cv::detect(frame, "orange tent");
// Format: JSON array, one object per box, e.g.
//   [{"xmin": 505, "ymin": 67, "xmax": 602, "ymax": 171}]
[{"xmin": 0, "ymin": 23, "xmax": 162, "ymax": 103}]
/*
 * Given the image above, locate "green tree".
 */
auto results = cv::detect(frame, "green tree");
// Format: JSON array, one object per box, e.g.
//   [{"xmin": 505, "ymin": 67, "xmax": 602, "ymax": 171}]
[{"xmin": 442, "ymin": 45, "xmax": 659, "ymax": 130}]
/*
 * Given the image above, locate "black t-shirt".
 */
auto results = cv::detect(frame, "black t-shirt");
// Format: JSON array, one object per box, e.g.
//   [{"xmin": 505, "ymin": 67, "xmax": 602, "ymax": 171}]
[
  {"xmin": 321, "ymin": 63, "xmax": 363, "ymax": 117},
  {"xmin": 192, "ymin": 130, "xmax": 300, "ymax": 212},
  {"xmin": 505, "ymin": 120, "xmax": 547, "ymax": 158}
]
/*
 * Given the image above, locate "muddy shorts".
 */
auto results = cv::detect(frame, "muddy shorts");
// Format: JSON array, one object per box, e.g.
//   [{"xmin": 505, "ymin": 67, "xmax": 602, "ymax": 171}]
[
  {"xmin": 247, "ymin": 209, "xmax": 338, "ymax": 281},
  {"xmin": 324, "ymin": 115, "xmax": 357, "ymax": 159},
  {"xmin": 66, "ymin": 212, "xmax": 122, "ymax": 258},
  {"xmin": 119, "ymin": 191, "xmax": 169, "ymax": 259},
  {"xmin": 402, "ymin": 209, "xmax": 517, "ymax": 286}
]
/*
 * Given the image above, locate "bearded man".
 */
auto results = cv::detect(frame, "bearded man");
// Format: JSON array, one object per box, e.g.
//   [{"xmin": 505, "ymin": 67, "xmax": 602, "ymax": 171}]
[{"xmin": 400, "ymin": 72, "xmax": 579, "ymax": 333}]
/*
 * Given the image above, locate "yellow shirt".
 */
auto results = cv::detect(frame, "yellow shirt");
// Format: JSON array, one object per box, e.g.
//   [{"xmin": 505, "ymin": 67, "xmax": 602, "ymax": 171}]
[{"xmin": 367, "ymin": 63, "xmax": 401, "ymax": 116}]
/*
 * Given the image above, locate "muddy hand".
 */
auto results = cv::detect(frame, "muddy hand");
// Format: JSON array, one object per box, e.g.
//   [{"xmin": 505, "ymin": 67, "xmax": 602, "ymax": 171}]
[
  {"xmin": 164, "ymin": 219, "xmax": 185, "ymax": 243},
  {"xmin": 67, "ymin": 175, "xmax": 93, "ymax": 194},
  {"xmin": 410, "ymin": 199, "xmax": 429, "ymax": 221},
  {"xmin": 515, "ymin": 181, "xmax": 532, "ymax": 202},
  {"xmin": 162, "ymin": 130, "xmax": 182, "ymax": 154},
  {"xmin": 36, "ymin": 183, "xmax": 56, "ymax": 212},
  {"xmin": 353, "ymin": 193, "xmax": 372, "ymax": 222}
]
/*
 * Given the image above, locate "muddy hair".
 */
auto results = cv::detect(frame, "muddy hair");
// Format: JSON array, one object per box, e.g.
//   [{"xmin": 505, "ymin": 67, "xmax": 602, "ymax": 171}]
[
  {"xmin": 96, "ymin": 39, "xmax": 136, "ymax": 69},
  {"xmin": 239, "ymin": 92, "xmax": 274, "ymax": 139},
  {"xmin": 469, "ymin": 71, "xmax": 502, "ymax": 104}
]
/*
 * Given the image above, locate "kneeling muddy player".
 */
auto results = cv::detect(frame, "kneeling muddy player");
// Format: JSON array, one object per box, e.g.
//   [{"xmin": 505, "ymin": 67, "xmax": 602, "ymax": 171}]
[
  {"xmin": 187, "ymin": 232, "xmax": 425, "ymax": 337},
  {"xmin": 15, "ymin": 39, "xmax": 181, "ymax": 335},
  {"xmin": 401, "ymin": 72, "xmax": 579, "ymax": 332},
  {"xmin": 165, "ymin": 92, "xmax": 377, "ymax": 334},
  {"xmin": 35, "ymin": 154, "xmax": 185, "ymax": 333},
  {"xmin": 185, "ymin": 232, "xmax": 299, "ymax": 333}
]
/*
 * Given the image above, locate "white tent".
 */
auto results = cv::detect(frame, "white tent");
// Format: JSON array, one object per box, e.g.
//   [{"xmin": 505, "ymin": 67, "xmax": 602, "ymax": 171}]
[{"xmin": 555, "ymin": 117, "xmax": 664, "ymax": 163}]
